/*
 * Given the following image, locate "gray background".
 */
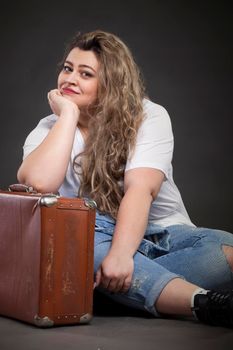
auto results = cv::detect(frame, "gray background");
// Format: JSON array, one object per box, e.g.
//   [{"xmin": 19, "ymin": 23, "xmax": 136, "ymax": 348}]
[{"xmin": 0, "ymin": 0, "xmax": 232, "ymax": 231}]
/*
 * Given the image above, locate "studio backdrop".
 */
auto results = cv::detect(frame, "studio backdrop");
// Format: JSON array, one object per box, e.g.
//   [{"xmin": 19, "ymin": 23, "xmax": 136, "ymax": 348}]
[{"xmin": 0, "ymin": 0, "xmax": 232, "ymax": 231}]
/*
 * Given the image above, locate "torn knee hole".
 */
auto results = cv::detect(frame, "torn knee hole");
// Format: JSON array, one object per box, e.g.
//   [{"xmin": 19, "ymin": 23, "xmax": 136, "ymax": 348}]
[{"xmin": 222, "ymin": 245, "xmax": 233, "ymax": 271}]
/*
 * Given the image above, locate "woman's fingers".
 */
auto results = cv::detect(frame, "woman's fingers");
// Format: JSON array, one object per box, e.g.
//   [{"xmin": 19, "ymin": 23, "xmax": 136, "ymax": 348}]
[
  {"xmin": 95, "ymin": 268, "xmax": 102, "ymax": 288},
  {"xmin": 95, "ymin": 270, "xmax": 132, "ymax": 293},
  {"xmin": 95, "ymin": 254, "xmax": 134, "ymax": 293}
]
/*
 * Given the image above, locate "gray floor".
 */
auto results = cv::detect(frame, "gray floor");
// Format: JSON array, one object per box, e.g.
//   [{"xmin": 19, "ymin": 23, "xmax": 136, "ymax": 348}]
[
  {"xmin": 0, "ymin": 294, "xmax": 233, "ymax": 350},
  {"xmin": 1, "ymin": 315, "xmax": 233, "ymax": 350}
]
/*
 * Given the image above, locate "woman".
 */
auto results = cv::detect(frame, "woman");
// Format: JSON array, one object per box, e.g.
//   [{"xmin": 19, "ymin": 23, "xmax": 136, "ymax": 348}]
[{"xmin": 17, "ymin": 30, "xmax": 233, "ymax": 327}]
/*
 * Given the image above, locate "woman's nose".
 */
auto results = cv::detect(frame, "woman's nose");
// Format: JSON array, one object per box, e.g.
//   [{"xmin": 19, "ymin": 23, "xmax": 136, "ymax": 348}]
[{"xmin": 65, "ymin": 72, "xmax": 79, "ymax": 84}]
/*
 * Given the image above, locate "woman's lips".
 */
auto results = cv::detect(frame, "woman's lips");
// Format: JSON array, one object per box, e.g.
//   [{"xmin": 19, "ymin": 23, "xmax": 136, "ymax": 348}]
[{"xmin": 62, "ymin": 87, "xmax": 80, "ymax": 95}]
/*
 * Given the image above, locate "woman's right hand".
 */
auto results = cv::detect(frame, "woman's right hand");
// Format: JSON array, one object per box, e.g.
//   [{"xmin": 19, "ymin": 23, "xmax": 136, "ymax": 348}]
[
  {"xmin": 47, "ymin": 89, "xmax": 79, "ymax": 116},
  {"xmin": 95, "ymin": 252, "xmax": 134, "ymax": 293}
]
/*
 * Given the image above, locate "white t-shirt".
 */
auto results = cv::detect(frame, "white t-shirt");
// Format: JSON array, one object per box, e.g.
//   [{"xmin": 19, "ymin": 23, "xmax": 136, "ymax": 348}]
[{"xmin": 23, "ymin": 99, "xmax": 195, "ymax": 227}]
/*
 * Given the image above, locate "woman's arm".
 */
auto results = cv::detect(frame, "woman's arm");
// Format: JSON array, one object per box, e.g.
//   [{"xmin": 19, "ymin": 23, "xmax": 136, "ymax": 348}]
[
  {"xmin": 95, "ymin": 167, "xmax": 164, "ymax": 293},
  {"xmin": 17, "ymin": 89, "xmax": 80, "ymax": 193}
]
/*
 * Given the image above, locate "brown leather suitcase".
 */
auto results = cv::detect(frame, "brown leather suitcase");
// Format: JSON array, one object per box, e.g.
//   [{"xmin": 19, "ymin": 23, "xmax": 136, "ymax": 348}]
[{"xmin": 0, "ymin": 185, "xmax": 96, "ymax": 327}]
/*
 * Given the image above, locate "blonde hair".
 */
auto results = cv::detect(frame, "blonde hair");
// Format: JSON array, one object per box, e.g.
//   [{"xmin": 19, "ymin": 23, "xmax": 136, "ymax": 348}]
[{"xmin": 62, "ymin": 30, "xmax": 145, "ymax": 218}]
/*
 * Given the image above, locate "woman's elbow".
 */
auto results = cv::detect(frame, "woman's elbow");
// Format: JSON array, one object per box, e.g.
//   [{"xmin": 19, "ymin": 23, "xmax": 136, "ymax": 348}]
[
  {"xmin": 17, "ymin": 168, "xmax": 57, "ymax": 194},
  {"xmin": 17, "ymin": 166, "xmax": 26, "ymax": 184}
]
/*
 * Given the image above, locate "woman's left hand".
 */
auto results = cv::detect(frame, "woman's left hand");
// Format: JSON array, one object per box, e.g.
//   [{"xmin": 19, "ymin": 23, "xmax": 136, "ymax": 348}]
[
  {"xmin": 95, "ymin": 252, "xmax": 134, "ymax": 293},
  {"xmin": 48, "ymin": 89, "xmax": 79, "ymax": 117}
]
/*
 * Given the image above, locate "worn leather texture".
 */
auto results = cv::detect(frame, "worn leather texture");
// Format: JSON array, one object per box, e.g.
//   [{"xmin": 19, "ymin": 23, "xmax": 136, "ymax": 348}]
[{"xmin": 0, "ymin": 191, "xmax": 95, "ymax": 327}]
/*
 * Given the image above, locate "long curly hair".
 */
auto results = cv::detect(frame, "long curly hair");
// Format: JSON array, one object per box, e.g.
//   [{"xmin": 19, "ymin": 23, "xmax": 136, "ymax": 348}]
[{"xmin": 61, "ymin": 30, "xmax": 146, "ymax": 218}]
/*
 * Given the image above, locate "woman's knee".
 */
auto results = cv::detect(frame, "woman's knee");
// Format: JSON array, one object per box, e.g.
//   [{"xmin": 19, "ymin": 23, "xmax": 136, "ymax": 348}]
[
  {"xmin": 222, "ymin": 245, "xmax": 233, "ymax": 271},
  {"xmin": 202, "ymin": 228, "xmax": 233, "ymax": 271}
]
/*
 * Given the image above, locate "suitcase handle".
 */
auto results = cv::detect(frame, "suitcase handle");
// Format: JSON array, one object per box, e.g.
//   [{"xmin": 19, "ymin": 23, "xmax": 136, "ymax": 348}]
[{"xmin": 8, "ymin": 184, "xmax": 36, "ymax": 193}]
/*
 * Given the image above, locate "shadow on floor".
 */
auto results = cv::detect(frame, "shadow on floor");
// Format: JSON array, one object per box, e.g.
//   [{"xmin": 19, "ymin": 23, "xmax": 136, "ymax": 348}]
[{"xmin": 93, "ymin": 289, "xmax": 153, "ymax": 317}]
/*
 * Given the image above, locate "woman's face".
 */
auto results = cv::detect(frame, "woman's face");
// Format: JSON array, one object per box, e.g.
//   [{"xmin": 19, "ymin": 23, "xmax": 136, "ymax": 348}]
[{"xmin": 58, "ymin": 47, "xmax": 99, "ymax": 110}]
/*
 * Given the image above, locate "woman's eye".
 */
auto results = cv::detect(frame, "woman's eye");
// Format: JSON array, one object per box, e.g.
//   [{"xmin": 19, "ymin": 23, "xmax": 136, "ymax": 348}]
[
  {"xmin": 63, "ymin": 65, "xmax": 72, "ymax": 72},
  {"xmin": 81, "ymin": 71, "xmax": 93, "ymax": 78}
]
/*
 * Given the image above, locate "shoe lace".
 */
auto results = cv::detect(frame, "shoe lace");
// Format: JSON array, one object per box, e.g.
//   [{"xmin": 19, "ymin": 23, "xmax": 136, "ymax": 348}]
[
  {"xmin": 207, "ymin": 290, "xmax": 233, "ymax": 327},
  {"xmin": 210, "ymin": 290, "xmax": 231, "ymax": 305}
]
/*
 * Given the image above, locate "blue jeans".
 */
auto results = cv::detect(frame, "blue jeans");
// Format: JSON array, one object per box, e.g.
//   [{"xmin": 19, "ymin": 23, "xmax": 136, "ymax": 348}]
[{"xmin": 94, "ymin": 212, "xmax": 233, "ymax": 316}]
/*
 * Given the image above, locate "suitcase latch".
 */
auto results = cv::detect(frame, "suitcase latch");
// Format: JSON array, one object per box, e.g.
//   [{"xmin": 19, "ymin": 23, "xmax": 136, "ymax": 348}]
[
  {"xmin": 39, "ymin": 194, "xmax": 59, "ymax": 207},
  {"xmin": 84, "ymin": 198, "xmax": 97, "ymax": 209}
]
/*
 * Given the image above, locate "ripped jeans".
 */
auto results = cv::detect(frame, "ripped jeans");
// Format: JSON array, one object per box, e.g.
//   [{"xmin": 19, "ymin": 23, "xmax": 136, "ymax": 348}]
[{"xmin": 94, "ymin": 212, "xmax": 233, "ymax": 316}]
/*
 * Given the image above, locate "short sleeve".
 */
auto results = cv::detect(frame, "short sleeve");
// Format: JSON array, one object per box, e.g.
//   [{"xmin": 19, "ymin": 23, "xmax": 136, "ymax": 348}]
[
  {"xmin": 23, "ymin": 114, "xmax": 58, "ymax": 159},
  {"xmin": 125, "ymin": 100, "xmax": 174, "ymax": 179}
]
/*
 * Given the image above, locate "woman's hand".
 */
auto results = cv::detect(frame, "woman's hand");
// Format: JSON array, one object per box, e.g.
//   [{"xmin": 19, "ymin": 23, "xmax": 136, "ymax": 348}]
[
  {"xmin": 95, "ymin": 252, "xmax": 134, "ymax": 293},
  {"xmin": 48, "ymin": 89, "xmax": 79, "ymax": 116}
]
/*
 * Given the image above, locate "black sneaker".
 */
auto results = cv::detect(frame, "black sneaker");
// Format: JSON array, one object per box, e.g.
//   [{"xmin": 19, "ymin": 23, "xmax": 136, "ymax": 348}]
[{"xmin": 192, "ymin": 290, "xmax": 233, "ymax": 327}]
